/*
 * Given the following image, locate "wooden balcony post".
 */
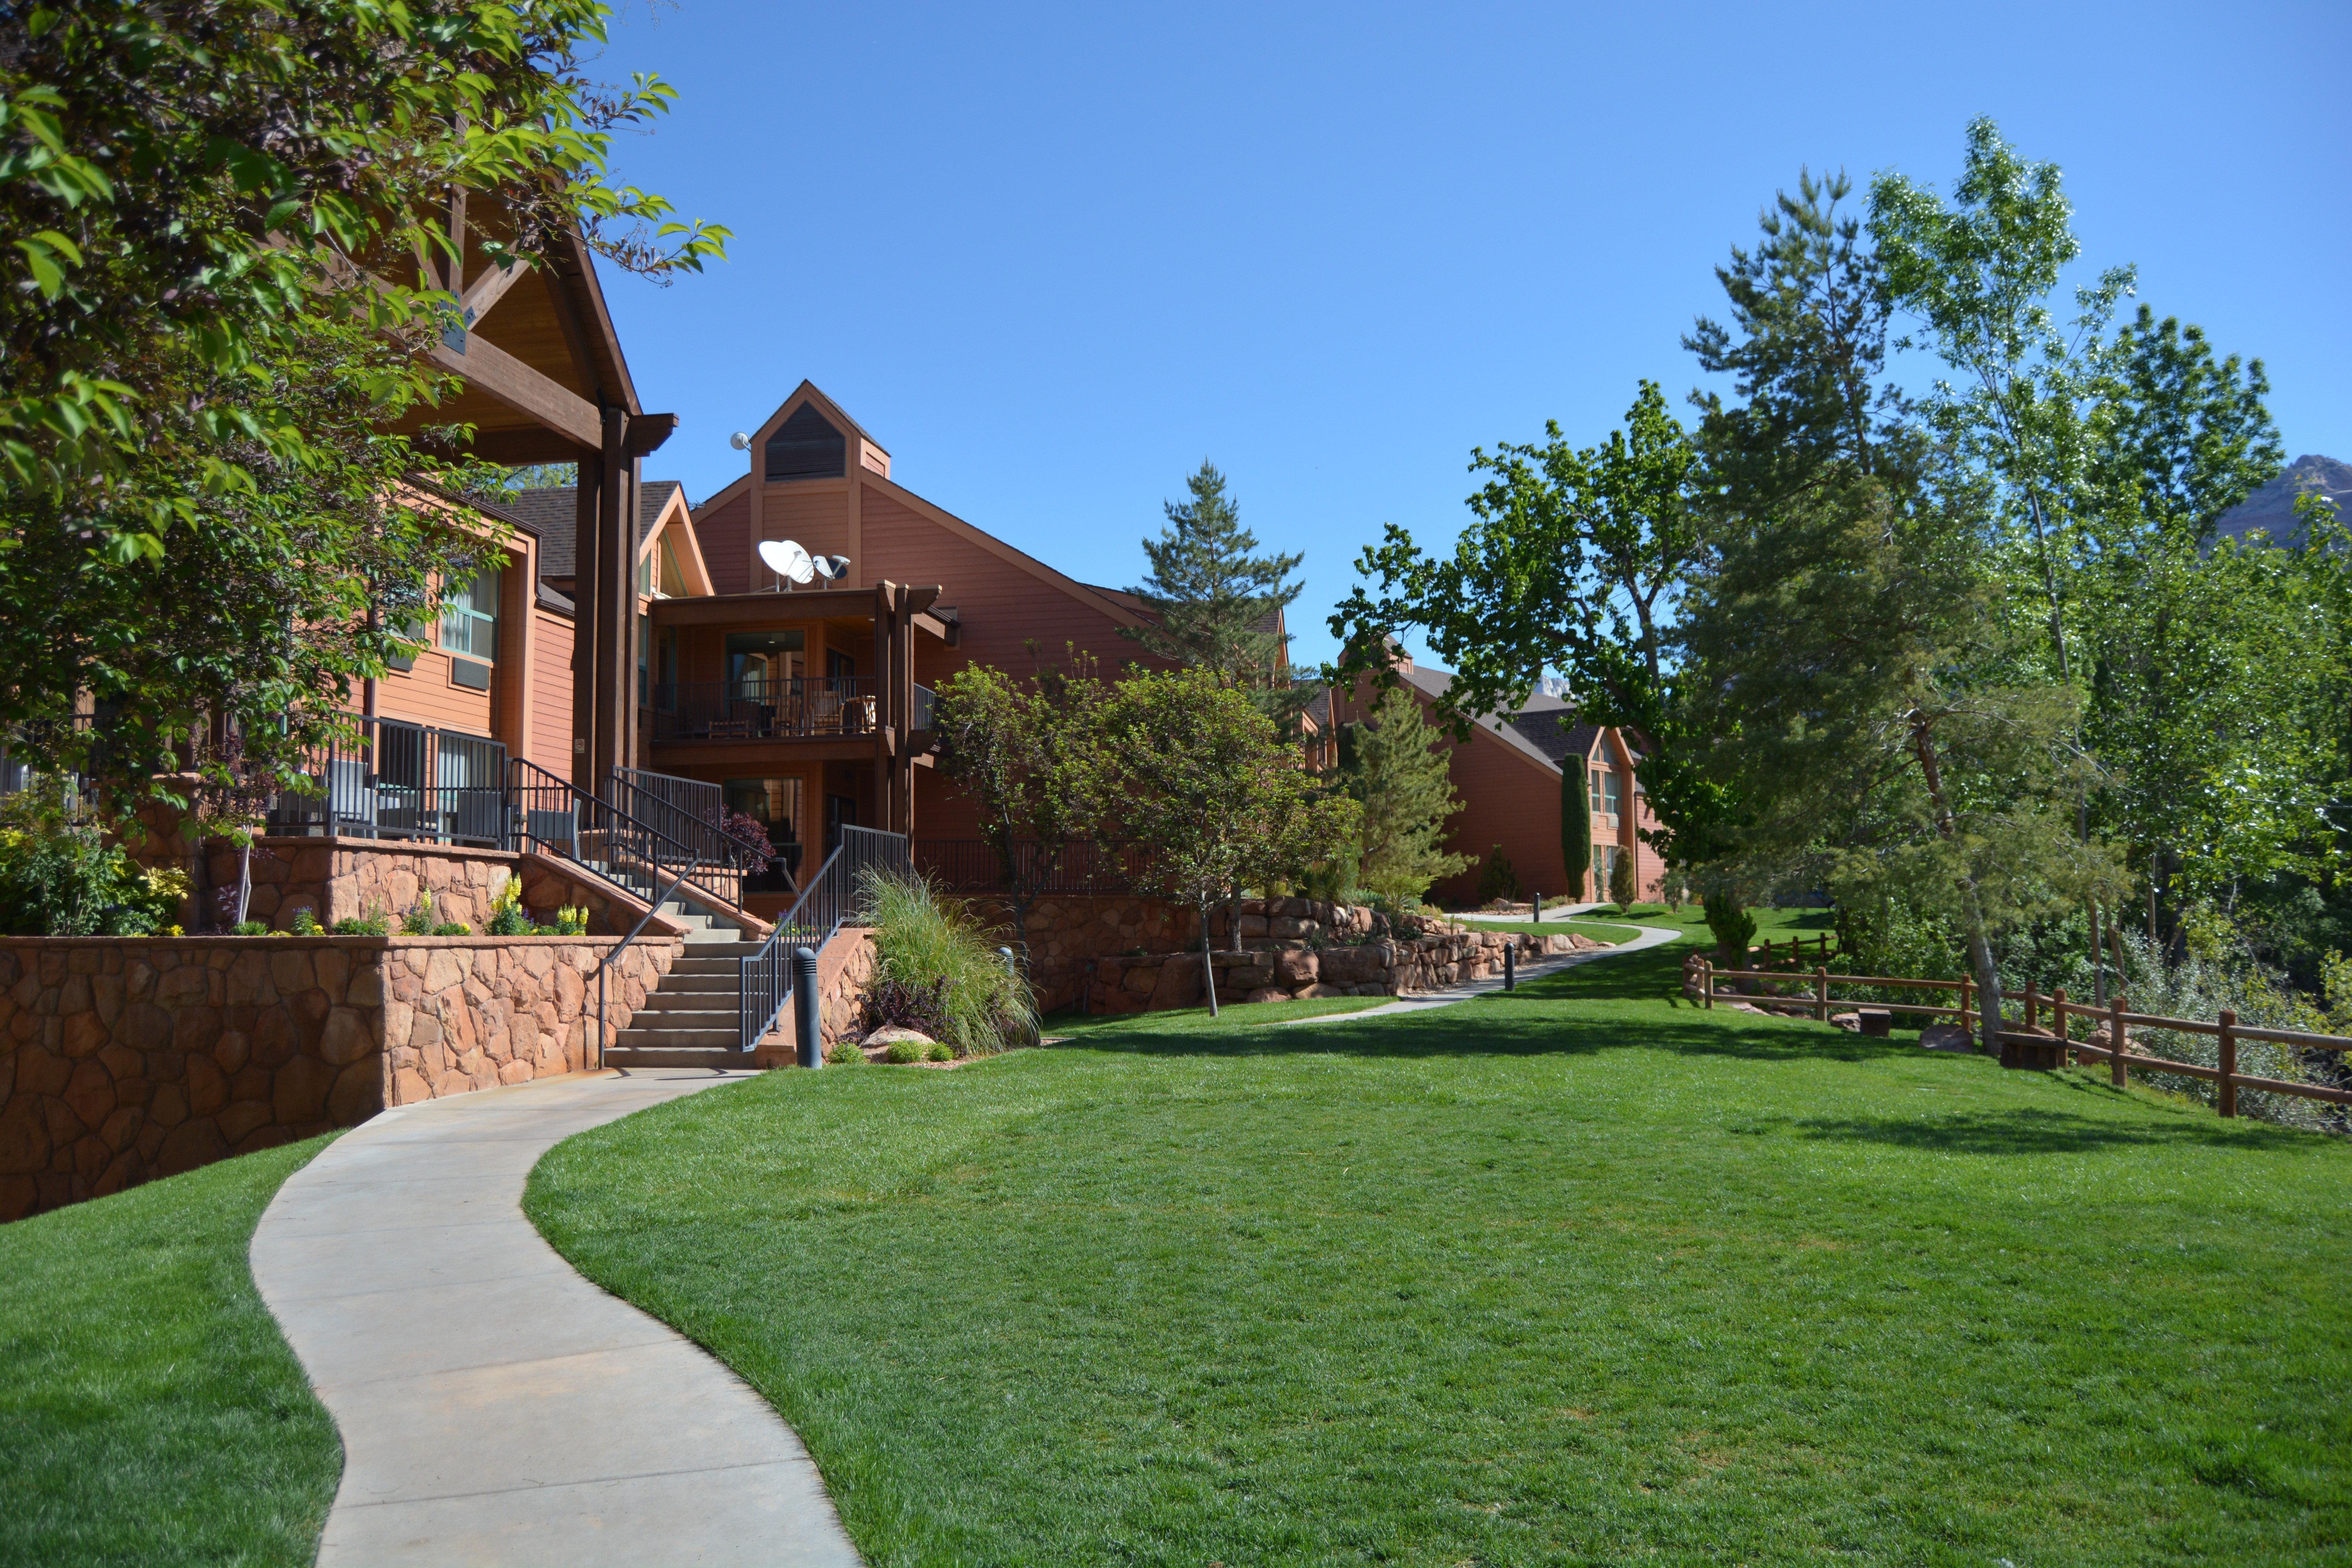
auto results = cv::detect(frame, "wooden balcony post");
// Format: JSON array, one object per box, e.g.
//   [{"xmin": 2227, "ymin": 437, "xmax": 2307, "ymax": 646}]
[
  {"xmin": 872, "ymin": 580, "xmax": 895, "ymax": 833},
  {"xmin": 2218, "ymin": 1008, "xmax": 2238, "ymax": 1118}
]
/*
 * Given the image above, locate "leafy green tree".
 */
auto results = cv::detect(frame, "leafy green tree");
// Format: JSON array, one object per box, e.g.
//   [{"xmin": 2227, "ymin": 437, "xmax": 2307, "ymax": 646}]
[
  {"xmin": 1340, "ymin": 685, "xmax": 1470, "ymax": 911},
  {"xmin": 0, "ymin": 0, "xmax": 726, "ymax": 806},
  {"xmin": 931, "ymin": 655, "xmax": 1108, "ymax": 969},
  {"xmin": 1122, "ymin": 461, "xmax": 1304, "ymax": 699},
  {"xmin": 1562, "ymin": 765, "xmax": 1592, "ymax": 902},
  {"xmin": 1682, "ymin": 468, "xmax": 2114, "ymax": 1048},
  {"xmin": 1332, "ymin": 381, "xmax": 1717, "ymax": 860},
  {"xmin": 1075, "ymin": 667, "xmax": 1356, "ymax": 1014},
  {"xmin": 1868, "ymin": 115, "xmax": 2137, "ymax": 688}
]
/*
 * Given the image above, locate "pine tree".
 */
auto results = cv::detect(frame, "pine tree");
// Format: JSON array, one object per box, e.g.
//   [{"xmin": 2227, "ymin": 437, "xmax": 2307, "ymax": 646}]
[
  {"xmin": 1562, "ymin": 766, "xmax": 1592, "ymax": 902},
  {"xmin": 1122, "ymin": 462, "xmax": 1305, "ymax": 696},
  {"xmin": 1608, "ymin": 843, "xmax": 1638, "ymax": 909},
  {"xmin": 1345, "ymin": 685, "xmax": 1472, "ymax": 911}
]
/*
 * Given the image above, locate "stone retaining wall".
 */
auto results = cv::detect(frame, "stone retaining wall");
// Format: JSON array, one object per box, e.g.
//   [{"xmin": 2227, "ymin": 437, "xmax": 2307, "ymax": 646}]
[
  {"xmin": 1087, "ymin": 926, "xmax": 1599, "ymax": 1014},
  {"xmin": 960, "ymin": 895, "xmax": 1433, "ymax": 1013},
  {"xmin": 193, "ymin": 837, "xmax": 655, "ymax": 936},
  {"xmin": 0, "ymin": 932, "xmax": 675, "ymax": 1221}
]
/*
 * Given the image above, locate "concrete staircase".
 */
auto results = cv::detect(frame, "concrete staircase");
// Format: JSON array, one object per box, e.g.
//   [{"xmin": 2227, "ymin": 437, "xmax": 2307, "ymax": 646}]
[{"xmin": 605, "ymin": 900, "xmax": 757, "ymax": 1070}]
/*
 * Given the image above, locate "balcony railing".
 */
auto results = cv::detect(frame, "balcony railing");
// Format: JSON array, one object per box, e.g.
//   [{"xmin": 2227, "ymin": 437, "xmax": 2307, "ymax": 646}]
[
  {"xmin": 913, "ymin": 838, "xmax": 1142, "ymax": 895},
  {"xmin": 648, "ymin": 679, "xmax": 880, "ymax": 743},
  {"xmin": 265, "ymin": 717, "xmax": 508, "ymax": 848}
]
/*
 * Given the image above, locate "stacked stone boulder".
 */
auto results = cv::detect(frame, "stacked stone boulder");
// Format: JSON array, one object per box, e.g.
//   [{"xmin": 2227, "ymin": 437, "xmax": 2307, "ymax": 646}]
[{"xmin": 0, "ymin": 932, "xmax": 674, "ymax": 1220}]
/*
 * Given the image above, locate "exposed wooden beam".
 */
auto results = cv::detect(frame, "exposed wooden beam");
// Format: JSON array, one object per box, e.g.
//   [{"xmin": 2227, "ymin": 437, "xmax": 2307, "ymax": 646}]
[
  {"xmin": 456, "ymin": 258, "xmax": 528, "ymax": 327},
  {"xmin": 623, "ymin": 412, "xmax": 678, "ymax": 457},
  {"xmin": 458, "ymin": 426, "xmax": 594, "ymax": 464},
  {"xmin": 426, "ymin": 330, "xmax": 602, "ymax": 450}
]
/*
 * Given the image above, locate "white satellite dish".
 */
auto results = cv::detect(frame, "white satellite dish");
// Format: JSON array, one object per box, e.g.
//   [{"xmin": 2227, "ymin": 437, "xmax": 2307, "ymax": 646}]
[
  {"xmin": 758, "ymin": 537, "xmax": 814, "ymax": 587},
  {"xmin": 728, "ymin": 430, "xmax": 751, "ymax": 452},
  {"xmin": 810, "ymin": 554, "xmax": 850, "ymax": 582}
]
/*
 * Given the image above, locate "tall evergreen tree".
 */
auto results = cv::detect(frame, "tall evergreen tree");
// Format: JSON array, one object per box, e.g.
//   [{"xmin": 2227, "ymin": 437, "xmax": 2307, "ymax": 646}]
[
  {"xmin": 1122, "ymin": 462, "xmax": 1304, "ymax": 695},
  {"xmin": 1562, "ymin": 765, "xmax": 1592, "ymax": 902},
  {"xmin": 1343, "ymin": 685, "xmax": 1471, "ymax": 911}
]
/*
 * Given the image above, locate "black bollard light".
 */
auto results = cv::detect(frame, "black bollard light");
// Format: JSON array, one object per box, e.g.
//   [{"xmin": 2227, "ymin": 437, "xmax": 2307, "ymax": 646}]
[
  {"xmin": 1504, "ymin": 941, "xmax": 1516, "ymax": 991},
  {"xmin": 794, "ymin": 945, "xmax": 821, "ymax": 1068}
]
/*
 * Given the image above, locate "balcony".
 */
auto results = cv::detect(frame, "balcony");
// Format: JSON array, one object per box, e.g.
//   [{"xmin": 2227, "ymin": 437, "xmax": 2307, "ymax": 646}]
[{"xmin": 646, "ymin": 679, "xmax": 934, "ymax": 746}]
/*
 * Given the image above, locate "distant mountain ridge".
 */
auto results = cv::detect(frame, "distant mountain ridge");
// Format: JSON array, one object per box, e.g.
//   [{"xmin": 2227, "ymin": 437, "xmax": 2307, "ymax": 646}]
[{"xmin": 2214, "ymin": 454, "xmax": 2349, "ymax": 545}]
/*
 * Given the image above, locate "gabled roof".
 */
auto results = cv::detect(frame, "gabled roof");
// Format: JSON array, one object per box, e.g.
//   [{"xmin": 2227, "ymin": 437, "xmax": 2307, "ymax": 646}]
[
  {"xmin": 750, "ymin": 380, "xmax": 889, "ymax": 469},
  {"xmin": 516, "ymin": 480, "xmax": 687, "ymax": 582},
  {"xmin": 1508, "ymin": 708, "xmax": 1601, "ymax": 765},
  {"xmin": 1394, "ymin": 663, "xmax": 1563, "ymax": 773}
]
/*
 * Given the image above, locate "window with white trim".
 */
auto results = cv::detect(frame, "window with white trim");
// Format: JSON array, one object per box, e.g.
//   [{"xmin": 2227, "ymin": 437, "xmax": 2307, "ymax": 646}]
[{"xmin": 439, "ymin": 569, "xmax": 498, "ymax": 660}]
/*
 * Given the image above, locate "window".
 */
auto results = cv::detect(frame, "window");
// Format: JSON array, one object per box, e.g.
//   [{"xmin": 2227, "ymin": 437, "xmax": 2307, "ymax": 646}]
[
  {"xmin": 440, "ymin": 570, "xmax": 499, "ymax": 661},
  {"xmin": 764, "ymin": 405, "xmax": 846, "ymax": 481},
  {"xmin": 660, "ymin": 537, "xmax": 686, "ymax": 597},
  {"xmin": 724, "ymin": 776, "xmax": 803, "ymax": 846},
  {"xmin": 726, "ymin": 630, "xmax": 804, "ymax": 698},
  {"xmin": 636, "ymin": 548, "xmax": 655, "ymax": 598},
  {"xmin": 1596, "ymin": 769, "xmax": 1622, "ymax": 818}
]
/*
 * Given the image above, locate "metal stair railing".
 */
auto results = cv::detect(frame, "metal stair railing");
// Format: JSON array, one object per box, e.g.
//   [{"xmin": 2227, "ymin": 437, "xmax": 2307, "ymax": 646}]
[
  {"xmin": 739, "ymin": 825, "xmax": 908, "ymax": 1051},
  {"xmin": 509, "ymin": 758, "xmax": 753, "ymax": 916},
  {"xmin": 609, "ymin": 767, "xmax": 740, "ymax": 869}
]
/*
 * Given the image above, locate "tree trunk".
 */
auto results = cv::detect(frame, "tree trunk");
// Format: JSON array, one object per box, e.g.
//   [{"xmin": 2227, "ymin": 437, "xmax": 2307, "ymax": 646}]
[
  {"xmin": 235, "ymin": 839, "xmax": 254, "ymax": 927},
  {"xmin": 1199, "ymin": 905, "xmax": 1219, "ymax": 1018},
  {"xmin": 1228, "ymin": 886, "xmax": 1245, "ymax": 954},
  {"xmin": 2090, "ymin": 899, "xmax": 2106, "ymax": 1007},
  {"xmin": 1912, "ymin": 715, "xmax": 2003, "ymax": 1051}
]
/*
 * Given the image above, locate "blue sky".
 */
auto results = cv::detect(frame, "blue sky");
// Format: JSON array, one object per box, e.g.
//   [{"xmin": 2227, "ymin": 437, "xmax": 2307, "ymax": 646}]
[{"xmin": 590, "ymin": 0, "xmax": 2350, "ymax": 671}]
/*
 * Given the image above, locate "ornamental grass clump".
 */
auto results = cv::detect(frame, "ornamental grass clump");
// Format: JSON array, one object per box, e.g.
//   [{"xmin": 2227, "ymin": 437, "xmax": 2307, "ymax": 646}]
[{"xmin": 858, "ymin": 867, "xmax": 1036, "ymax": 1056}]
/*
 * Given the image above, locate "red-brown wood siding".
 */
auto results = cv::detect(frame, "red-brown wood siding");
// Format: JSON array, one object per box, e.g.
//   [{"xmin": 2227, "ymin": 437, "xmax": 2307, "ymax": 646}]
[
  {"xmin": 529, "ymin": 609, "xmax": 575, "ymax": 771},
  {"xmin": 693, "ymin": 488, "xmax": 752, "ymax": 595}
]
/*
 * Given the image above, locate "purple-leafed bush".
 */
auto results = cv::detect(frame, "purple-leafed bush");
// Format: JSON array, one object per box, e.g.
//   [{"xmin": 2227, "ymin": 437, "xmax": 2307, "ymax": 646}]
[{"xmin": 865, "ymin": 977, "xmax": 950, "ymax": 1038}]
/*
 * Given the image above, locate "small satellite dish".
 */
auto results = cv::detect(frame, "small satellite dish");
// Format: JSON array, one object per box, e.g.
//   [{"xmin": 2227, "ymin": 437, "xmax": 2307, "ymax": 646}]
[
  {"xmin": 810, "ymin": 554, "xmax": 849, "ymax": 582},
  {"xmin": 757, "ymin": 537, "xmax": 814, "ymax": 587},
  {"xmin": 728, "ymin": 431, "xmax": 751, "ymax": 452}
]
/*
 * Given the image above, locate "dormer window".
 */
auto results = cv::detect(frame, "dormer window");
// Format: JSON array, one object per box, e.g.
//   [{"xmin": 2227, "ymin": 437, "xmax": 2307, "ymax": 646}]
[{"xmin": 764, "ymin": 405, "xmax": 845, "ymax": 481}]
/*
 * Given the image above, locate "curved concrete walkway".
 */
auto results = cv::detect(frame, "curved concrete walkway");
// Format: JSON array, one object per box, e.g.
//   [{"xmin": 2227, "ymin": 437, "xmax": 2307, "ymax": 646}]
[
  {"xmin": 251, "ymin": 1068, "xmax": 861, "ymax": 1567},
  {"xmin": 1283, "ymin": 921, "xmax": 1682, "ymax": 1025}
]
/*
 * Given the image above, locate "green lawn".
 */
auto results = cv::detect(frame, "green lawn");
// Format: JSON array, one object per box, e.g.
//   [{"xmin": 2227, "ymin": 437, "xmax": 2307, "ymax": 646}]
[
  {"xmin": 527, "ymin": 913, "xmax": 2352, "ymax": 1566},
  {"xmin": 0, "ymin": 1136, "xmax": 341, "ymax": 1568}
]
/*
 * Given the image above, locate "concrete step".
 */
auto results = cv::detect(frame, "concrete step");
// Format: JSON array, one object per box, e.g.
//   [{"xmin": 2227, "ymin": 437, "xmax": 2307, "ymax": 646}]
[
  {"xmin": 616, "ymin": 1025, "xmax": 739, "ymax": 1048},
  {"xmin": 656, "ymin": 972, "xmax": 742, "ymax": 994},
  {"xmin": 606, "ymin": 1045, "xmax": 749, "ymax": 1069},
  {"xmin": 627, "ymin": 1007, "xmax": 739, "ymax": 1030}
]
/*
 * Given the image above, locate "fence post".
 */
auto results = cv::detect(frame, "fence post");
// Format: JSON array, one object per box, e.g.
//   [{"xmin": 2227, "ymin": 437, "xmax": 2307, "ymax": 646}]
[
  {"xmin": 1815, "ymin": 965, "xmax": 1828, "ymax": 1023},
  {"xmin": 2052, "ymin": 987, "xmax": 2070, "ymax": 1066},
  {"xmin": 1959, "ymin": 974, "xmax": 1972, "ymax": 1034},
  {"xmin": 2109, "ymin": 993, "xmax": 2128, "ymax": 1089},
  {"xmin": 1701, "ymin": 957, "xmax": 1713, "ymax": 1009},
  {"xmin": 2218, "ymin": 1008, "xmax": 2237, "ymax": 1118}
]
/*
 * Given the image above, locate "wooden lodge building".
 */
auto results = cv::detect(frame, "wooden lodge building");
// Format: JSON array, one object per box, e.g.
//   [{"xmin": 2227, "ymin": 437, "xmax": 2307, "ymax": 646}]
[{"xmin": 345, "ymin": 327, "xmax": 1664, "ymax": 911}]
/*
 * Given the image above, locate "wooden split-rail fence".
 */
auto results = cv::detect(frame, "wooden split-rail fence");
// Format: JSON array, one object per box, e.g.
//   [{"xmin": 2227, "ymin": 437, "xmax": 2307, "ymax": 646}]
[{"xmin": 1681, "ymin": 954, "xmax": 2352, "ymax": 1120}]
